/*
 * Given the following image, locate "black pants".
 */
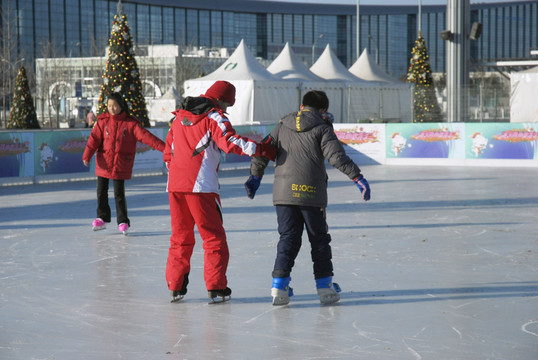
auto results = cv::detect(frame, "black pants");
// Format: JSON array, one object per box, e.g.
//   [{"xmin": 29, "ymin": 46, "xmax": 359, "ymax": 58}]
[
  {"xmin": 272, "ymin": 205, "xmax": 333, "ymax": 279},
  {"xmin": 96, "ymin": 176, "xmax": 129, "ymax": 226}
]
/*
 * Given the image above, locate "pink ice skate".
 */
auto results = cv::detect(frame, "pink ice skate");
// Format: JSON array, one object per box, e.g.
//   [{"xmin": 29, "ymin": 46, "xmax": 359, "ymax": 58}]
[
  {"xmin": 92, "ymin": 218, "xmax": 106, "ymax": 231},
  {"xmin": 118, "ymin": 223, "xmax": 129, "ymax": 235}
]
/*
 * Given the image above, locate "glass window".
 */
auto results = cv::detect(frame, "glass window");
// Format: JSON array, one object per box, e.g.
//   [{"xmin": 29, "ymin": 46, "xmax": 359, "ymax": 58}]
[
  {"xmin": 199, "ymin": 10, "xmax": 210, "ymax": 47},
  {"xmin": 65, "ymin": 1, "xmax": 80, "ymax": 57},
  {"xmin": 222, "ymin": 12, "xmax": 234, "ymax": 48},
  {"xmin": 175, "ymin": 9, "xmax": 186, "ymax": 45},
  {"xmin": 235, "ymin": 13, "xmax": 256, "ymax": 48},
  {"xmin": 273, "ymin": 14, "xmax": 282, "ymax": 44},
  {"xmin": 163, "ymin": 7, "xmax": 174, "ymax": 44},
  {"xmin": 50, "ymin": 0, "xmax": 65, "ymax": 54},
  {"xmin": 95, "ymin": 0, "xmax": 109, "ymax": 49},
  {"xmin": 16, "ymin": 0, "xmax": 35, "ymax": 60},
  {"xmin": 387, "ymin": 14, "xmax": 408, "ymax": 79},
  {"xmin": 137, "ymin": 5, "xmax": 150, "ymax": 44},
  {"xmin": 283, "ymin": 14, "xmax": 292, "ymax": 44},
  {"xmin": 211, "ymin": 11, "xmax": 223, "ymax": 47},
  {"xmin": 34, "ymin": 0, "xmax": 50, "ymax": 53},
  {"xmin": 186, "ymin": 9, "xmax": 198, "ymax": 46},
  {"xmin": 150, "ymin": 5, "xmax": 162, "ymax": 44},
  {"xmin": 293, "ymin": 15, "xmax": 303, "ymax": 44}
]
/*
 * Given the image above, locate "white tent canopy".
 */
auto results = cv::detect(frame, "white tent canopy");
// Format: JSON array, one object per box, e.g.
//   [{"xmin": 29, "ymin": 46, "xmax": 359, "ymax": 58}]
[
  {"xmin": 183, "ymin": 40, "xmax": 299, "ymax": 125},
  {"xmin": 267, "ymin": 42, "xmax": 323, "ymax": 81},
  {"xmin": 349, "ymin": 49, "xmax": 400, "ymax": 83},
  {"xmin": 510, "ymin": 66, "xmax": 538, "ymax": 122},
  {"xmin": 310, "ymin": 44, "xmax": 369, "ymax": 83},
  {"xmin": 308, "ymin": 44, "xmax": 412, "ymax": 122},
  {"xmin": 183, "ymin": 40, "xmax": 413, "ymax": 124}
]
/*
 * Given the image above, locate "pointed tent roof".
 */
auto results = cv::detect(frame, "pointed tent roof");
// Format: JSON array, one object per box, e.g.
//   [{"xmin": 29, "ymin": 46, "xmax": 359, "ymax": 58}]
[
  {"xmin": 267, "ymin": 43, "xmax": 323, "ymax": 81},
  {"xmin": 196, "ymin": 39, "xmax": 279, "ymax": 81},
  {"xmin": 161, "ymin": 86, "xmax": 181, "ymax": 100},
  {"xmin": 349, "ymin": 49, "xmax": 398, "ymax": 83},
  {"xmin": 310, "ymin": 44, "xmax": 366, "ymax": 83}
]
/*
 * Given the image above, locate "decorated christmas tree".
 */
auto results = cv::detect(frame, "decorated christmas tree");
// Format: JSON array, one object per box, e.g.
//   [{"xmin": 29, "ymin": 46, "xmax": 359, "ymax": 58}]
[
  {"xmin": 407, "ymin": 32, "xmax": 442, "ymax": 123},
  {"xmin": 7, "ymin": 66, "xmax": 40, "ymax": 129},
  {"xmin": 97, "ymin": 3, "xmax": 150, "ymax": 127}
]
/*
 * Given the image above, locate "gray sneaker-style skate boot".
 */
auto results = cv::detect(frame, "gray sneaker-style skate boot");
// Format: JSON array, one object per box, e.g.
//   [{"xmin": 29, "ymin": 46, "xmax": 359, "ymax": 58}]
[
  {"xmin": 271, "ymin": 276, "xmax": 294, "ymax": 306},
  {"xmin": 316, "ymin": 276, "xmax": 341, "ymax": 305}
]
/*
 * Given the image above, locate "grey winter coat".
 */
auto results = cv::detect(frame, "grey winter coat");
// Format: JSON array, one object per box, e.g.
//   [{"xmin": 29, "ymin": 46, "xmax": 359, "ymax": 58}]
[{"xmin": 250, "ymin": 106, "xmax": 362, "ymax": 208}]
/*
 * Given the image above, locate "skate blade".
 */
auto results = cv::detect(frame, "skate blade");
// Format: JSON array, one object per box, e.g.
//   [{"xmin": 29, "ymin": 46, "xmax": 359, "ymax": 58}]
[
  {"xmin": 171, "ymin": 295, "xmax": 184, "ymax": 303},
  {"xmin": 92, "ymin": 225, "xmax": 106, "ymax": 231},
  {"xmin": 208, "ymin": 296, "xmax": 231, "ymax": 304},
  {"xmin": 319, "ymin": 294, "xmax": 340, "ymax": 305},
  {"xmin": 272, "ymin": 296, "xmax": 290, "ymax": 306}
]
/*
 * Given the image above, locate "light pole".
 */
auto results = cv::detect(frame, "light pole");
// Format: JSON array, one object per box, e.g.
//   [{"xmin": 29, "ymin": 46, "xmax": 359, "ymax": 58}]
[
  {"xmin": 312, "ymin": 34, "xmax": 324, "ymax": 65},
  {"xmin": 368, "ymin": 35, "xmax": 379, "ymax": 64}
]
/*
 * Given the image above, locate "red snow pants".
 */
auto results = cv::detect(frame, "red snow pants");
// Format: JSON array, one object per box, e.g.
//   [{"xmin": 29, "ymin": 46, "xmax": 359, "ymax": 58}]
[{"xmin": 166, "ymin": 192, "xmax": 229, "ymax": 291}]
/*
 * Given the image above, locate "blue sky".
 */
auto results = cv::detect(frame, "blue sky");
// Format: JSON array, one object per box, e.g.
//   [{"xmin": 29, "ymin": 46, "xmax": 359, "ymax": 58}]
[{"xmin": 257, "ymin": 0, "xmax": 528, "ymax": 4}]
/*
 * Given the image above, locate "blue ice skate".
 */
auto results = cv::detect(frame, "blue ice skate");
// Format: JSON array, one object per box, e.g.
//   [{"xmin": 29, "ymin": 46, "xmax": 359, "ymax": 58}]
[
  {"xmin": 271, "ymin": 276, "xmax": 294, "ymax": 306},
  {"xmin": 316, "ymin": 276, "xmax": 341, "ymax": 305}
]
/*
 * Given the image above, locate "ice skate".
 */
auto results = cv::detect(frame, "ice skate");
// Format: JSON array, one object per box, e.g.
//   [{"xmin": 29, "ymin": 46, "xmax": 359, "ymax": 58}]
[
  {"xmin": 170, "ymin": 290, "xmax": 186, "ymax": 303},
  {"xmin": 316, "ymin": 276, "xmax": 341, "ymax": 305},
  {"xmin": 92, "ymin": 218, "xmax": 106, "ymax": 231},
  {"xmin": 271, "ymin": 276, "xmax": 293, "ymax": 306},
  {"xmin": 207, "ymin": 287, "xmax": 231, "ymax": 304},
  {"xmin": 118, "ymin": 223, "xmax": 129, "ymax": 235},
  {"xmin": 170, "ymin": 273, "xmax": 189, "ymax": 303}
]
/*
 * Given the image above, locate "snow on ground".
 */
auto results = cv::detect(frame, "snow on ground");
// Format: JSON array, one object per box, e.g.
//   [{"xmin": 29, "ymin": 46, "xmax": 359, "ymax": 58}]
[{"xmin": 1, "ymin": 164, "xmax": 537, "ymax": 359}]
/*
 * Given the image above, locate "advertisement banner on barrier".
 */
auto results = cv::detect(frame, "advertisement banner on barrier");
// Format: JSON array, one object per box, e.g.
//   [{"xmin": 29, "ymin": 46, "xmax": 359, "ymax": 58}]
[
  {"xmin": 34, "ymin": 130, "xmax": 91, "ymax": 175},
  {"xmin": 0, "ymin": 132, "xmax": 34, "ymax": 178},
  {"xmin": 385, "ymin": 123, "xmax": 465, "ymax": 159},
  {"xmin": 132, "ymin": 128, "xmax": 166, "ymax": 170},
  {"xmin": 466, "ymin": 123, "xmax": 538, "ymax": 160},
  {"xmin": 221, "ymin": 125, "xmax": 276, "ymax": 164},
  {"xmin": 333, "ymin": 124, "xmax": 385, "ymax": 164}
]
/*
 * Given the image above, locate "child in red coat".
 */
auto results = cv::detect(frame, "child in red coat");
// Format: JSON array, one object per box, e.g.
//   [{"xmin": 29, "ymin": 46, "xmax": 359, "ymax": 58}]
[
  {"xmin": 164, "ymin": 80, "xmax": 276, "ymax": 302},
  {"xmin": 82, "ymin": 92, "xmax": 165, "ymax": 234}
]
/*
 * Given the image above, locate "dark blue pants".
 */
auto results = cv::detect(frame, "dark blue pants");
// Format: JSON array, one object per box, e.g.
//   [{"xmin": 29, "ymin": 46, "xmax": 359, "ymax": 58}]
[
  {"xmin": 272, "ymin": 205, "xmax": 333, "ymax": 279},
  {"xmin": 96, "ymin": 176, "xmax": 129, "ymax": 226}
]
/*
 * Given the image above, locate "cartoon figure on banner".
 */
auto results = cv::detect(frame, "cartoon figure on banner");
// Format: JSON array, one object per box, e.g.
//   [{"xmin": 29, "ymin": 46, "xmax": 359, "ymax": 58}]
[
  {"xmin": 39, "ymin": 142, "xmax": 54, "ymax": 171},
  {"xmin": 471, "ymin": 132, "xmax": 488, "ymax": 157},
  {"xmin": 391, "ymin": 132, "xmax": 407, "ymax": 156}
]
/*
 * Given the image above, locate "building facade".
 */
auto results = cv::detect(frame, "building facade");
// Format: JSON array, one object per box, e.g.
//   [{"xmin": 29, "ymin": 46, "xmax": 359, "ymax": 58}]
[{"xmin": 2, "ymin": 0, "xmax": 537, "ymax": 80}]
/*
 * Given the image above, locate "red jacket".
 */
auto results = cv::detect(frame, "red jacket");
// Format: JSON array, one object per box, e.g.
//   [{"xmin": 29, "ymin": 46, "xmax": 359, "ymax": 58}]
[
  {"xmin": 164, "ymin": 104, "xmax": 265, "ymax": 193},
  {"xmin": 83, "ymin": 112, "xmax": 165, "ymax": 180}
]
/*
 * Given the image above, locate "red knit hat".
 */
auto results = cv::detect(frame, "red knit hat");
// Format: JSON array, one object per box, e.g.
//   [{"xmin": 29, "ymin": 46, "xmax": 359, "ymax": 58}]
[{"xmin": 204, "ymin": 81, "xmax": 236, "ymax": 106}]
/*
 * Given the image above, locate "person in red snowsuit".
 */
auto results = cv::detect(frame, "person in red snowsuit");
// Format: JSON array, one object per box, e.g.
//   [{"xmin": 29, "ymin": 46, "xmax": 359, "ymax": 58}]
[
  {"xmin": 83, "ymin": 92, "xmax": 165, "ymax": 234},
  {"xmin": 164, "ymin": 80, "xmax": 276, "ymax": 302}
]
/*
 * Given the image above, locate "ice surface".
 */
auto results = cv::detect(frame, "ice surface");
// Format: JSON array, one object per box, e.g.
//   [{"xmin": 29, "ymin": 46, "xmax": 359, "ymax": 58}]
[{"xmin": 1, "ymin": 165, "xmax": 537, "ymax": 359}]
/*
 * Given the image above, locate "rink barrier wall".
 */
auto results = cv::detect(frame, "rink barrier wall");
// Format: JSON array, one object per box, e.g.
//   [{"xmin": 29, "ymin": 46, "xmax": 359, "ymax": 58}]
[{"xmin": 1, "ymin": 122, "xmax": 537, "ymax": 186}]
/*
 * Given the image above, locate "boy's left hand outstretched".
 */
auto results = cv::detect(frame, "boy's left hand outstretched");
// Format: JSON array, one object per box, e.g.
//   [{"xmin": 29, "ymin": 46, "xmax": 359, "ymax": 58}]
[{"xmin": 353, "ymin": 175, "xmax": 371, "ymax": 201}]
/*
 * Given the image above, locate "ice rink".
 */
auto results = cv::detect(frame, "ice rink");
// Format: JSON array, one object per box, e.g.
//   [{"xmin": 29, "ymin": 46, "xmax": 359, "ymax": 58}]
[{"xmin": 1, "ymin": 164, "xmax": 537, "ymax": 360}]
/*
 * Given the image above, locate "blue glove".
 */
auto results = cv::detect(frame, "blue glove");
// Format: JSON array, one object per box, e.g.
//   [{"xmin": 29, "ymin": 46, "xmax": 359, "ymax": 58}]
[
  {"xmin": 353, "ymin": 175, "xmax": 371, "ymax": 201},
  {"xmin": 244, "ymin": 175, "xmax": 262, "ymax": 199}
]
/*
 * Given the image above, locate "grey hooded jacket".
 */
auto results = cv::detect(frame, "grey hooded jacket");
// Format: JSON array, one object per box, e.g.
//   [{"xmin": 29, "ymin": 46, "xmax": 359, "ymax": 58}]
[{"xmin": 250, "ymin": 106, "xmax": 362, "ymax": 208}]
